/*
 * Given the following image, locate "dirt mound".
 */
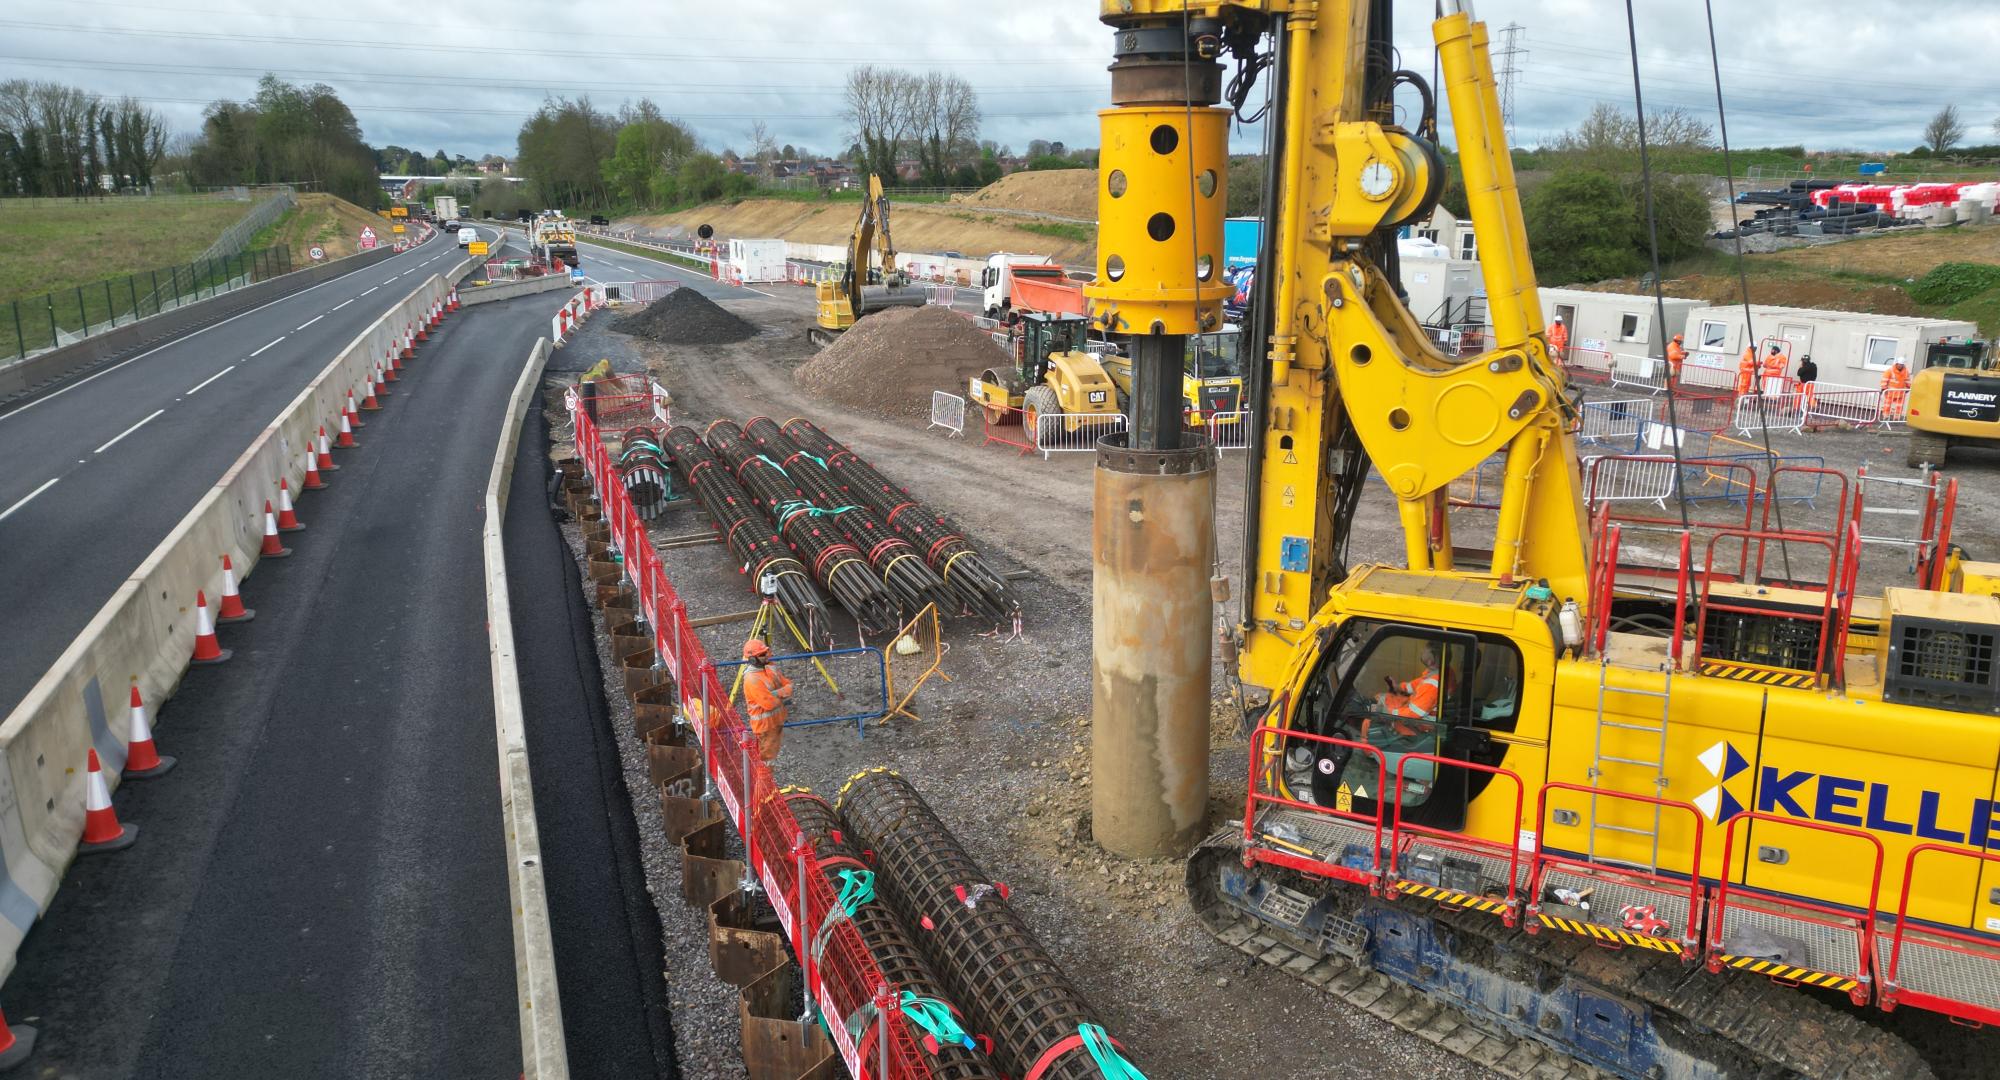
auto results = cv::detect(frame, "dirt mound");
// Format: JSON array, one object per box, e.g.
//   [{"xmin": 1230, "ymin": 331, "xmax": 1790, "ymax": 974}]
[
  {"xmin": 616, "ymin": 287, "xmax": 757, "ymax": 345},
  {"xmin": 952, "ymin": 170, "xmax": 1099, "ymax": 221},
  {"xmin": 794, "ymin": 306, "xmax": 1011, "ymax": 420}
]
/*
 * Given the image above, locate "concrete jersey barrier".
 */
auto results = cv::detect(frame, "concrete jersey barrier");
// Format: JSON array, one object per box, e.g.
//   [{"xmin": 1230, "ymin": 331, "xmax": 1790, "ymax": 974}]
[{"xmin": 0, "ymin": 253, "xmax": 480, "ymax": 984}]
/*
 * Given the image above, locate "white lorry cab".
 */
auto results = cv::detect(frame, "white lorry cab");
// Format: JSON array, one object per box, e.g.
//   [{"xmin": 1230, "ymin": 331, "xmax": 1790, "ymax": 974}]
[
  {"xmin": 458, "ymin": 227, "xmax": 478, "ymax": 248},
  {"xmin": 980, "ymin": 253, "xmax": 1060, "ymax": 318}
]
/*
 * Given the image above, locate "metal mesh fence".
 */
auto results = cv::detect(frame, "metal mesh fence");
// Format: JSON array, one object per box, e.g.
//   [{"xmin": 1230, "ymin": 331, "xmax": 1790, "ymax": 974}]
[{"xmin": 3, "ymin": 245, "xmax": 294, "ymax": 362}]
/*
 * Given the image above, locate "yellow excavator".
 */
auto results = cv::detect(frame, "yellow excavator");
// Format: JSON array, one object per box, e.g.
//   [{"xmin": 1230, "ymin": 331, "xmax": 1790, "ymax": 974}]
[
  {"xmin": 1086, "ymin": 3, "xmax": 2000, "ymax": 1078},
  {"xmin": 810, "ymin": 173, "xmax": 924, "ymax": 346},
  {"xmin": 1905, "ymin": 338, "xmax": 1998, "ymax": 467}
]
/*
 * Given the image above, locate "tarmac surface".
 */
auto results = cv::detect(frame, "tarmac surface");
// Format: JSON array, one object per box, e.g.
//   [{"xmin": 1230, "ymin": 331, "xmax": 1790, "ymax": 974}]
[{"xmin": 1, "ymin": 289, "xmax": 669, "ymax": 1078}]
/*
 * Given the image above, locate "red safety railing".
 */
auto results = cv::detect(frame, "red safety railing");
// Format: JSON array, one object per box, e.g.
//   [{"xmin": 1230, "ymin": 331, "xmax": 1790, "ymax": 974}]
[
  {"xmin": 1243, "ymin": 724, "xmax": 1389, "ymax": 889},
  {"xmin": 1883, "ymin": 844, "xmax": 2000, "ymax": 1025},
  {"xmin": 571, "ymin": 398, "xmax": 937, "ymax": 1078},
  {"xmin": 1529, "ymin": 783, "xmax": 1707, "ymax": 952},
  {"xmin": 1695, "ymin": 529, "xmax": 1842, "ymax": 678},
  {"xmin": 1707, "ymin": 811, "xmax": 1884, "ymax": 1006},
  {"xmin": 1387, "ymin": 754, "xmax": 1526, "ymax": 926}
]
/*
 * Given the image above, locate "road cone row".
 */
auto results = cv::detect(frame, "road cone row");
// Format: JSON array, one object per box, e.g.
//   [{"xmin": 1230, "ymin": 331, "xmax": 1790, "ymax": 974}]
[
  {"xmin": 416, "ymin": 308, "xmax": 430, "ymax": 341},
  {"xmin": 400, "ymin": 324, "xmax": 415, "ymax": 359},
  {"xmin": 361, "ymin": 368, "xmax": 381, "ymax": 411},
  {"xmin": 317, "ymin": 426, "xmax": 340, "ymax": 469},
  {"xmin": 275, "ymin": 479, "xmax": 304, "ymax": 532},
  {"xmin": 447, "ymin": 288, "xmax": 459, "ymax": 312},
  {"xmin": 303, "ymin": 449, "xmax": 326, "ymax": 490},
  {"xmin": 384, "ymin": 347, "xmax": 400, "ymax": 381}
]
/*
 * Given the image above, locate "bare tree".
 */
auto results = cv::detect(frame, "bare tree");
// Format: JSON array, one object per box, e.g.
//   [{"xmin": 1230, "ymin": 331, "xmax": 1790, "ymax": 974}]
[
  {"xmin": 910, "ymin": 72, "xmax": 980, "ymax": 183},
  {"xmin": 748, "ymin": 119, "xmax": 778, "ymax": 179},
  {"xmin": 1924, "ymin": 105, "xmax": 1965, "ymax": 153},
  {"xmin": 843, "ymin": 65, "xmax": 912, "ymax": 182}
]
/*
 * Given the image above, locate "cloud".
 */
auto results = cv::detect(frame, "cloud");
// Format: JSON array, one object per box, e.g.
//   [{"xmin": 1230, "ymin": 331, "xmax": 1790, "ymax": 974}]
[{"xmin": 5, "ymin": 0, "xmax": 1995, "ymax": 162}]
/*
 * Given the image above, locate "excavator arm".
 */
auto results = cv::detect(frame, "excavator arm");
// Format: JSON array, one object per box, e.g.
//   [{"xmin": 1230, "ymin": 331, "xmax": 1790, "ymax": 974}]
[
  {"xmin": 839, "ymin": 174, "xmax": 900, "ymax": 317},
  {"xmin": 1094, "ymin": 0, "xmax": 1589, "ymax": 691}
]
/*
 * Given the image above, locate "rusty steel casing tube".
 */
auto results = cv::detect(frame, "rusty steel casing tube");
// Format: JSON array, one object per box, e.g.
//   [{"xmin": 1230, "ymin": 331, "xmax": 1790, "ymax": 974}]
[{"xmin": 1091, "ymin": 434, "xmax": 1216, "ymax": 857}]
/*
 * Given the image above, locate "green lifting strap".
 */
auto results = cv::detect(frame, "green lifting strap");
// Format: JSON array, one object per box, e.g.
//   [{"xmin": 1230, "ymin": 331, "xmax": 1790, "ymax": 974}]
[
  {"xmin": 811, "ymin": 868, "xmax": 875, "ymax": 965},
  {"xmin": 1079, "ymin": 1023, "xmax": 1146, "ymax": 1080},
  {"xmin": 899, "ymin": 992, "xmax": 976, "ymax": 1052}
]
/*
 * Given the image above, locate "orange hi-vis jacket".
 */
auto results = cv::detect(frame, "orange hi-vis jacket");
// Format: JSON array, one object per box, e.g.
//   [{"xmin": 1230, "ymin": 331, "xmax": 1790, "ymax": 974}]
[
  {"xmin": 1762, "ymin": 352, "xmax": 1788, "ymax": 381},
  {"xmin": 744, "ymin": 666, "xmax": 793, "ymax": 731},
  {"xmin": 1385, "ymin": 666, "xmax": 1442, "ymax": 726},
  {"xmin": 1546, "ymin": 322, "xmax": 1568, "ymax": 356},
  {"xmin": 1666, "ymin": 340, "xmax": 1687, "ymax": 378},
  {"xmin": 1736, "ymin": 347, "xmax": 1757, "ymax": 394}
]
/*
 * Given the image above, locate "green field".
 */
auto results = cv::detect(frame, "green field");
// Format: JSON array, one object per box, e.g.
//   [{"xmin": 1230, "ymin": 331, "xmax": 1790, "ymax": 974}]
[{"xmin": 0, "ymin": 196, "xmax": 258, "ymax": 307}]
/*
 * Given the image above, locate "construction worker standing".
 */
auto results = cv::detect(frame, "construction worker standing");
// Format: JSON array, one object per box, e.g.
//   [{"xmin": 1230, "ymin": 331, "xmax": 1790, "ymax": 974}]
[
  {"xmin": 1665, "ymin": 333, "xmax": 1687, "ymax": 383},
  {"xmin": 1736, "ymin": 343, "xmax": 1758, "ymax": 396},
  {"xmin": 1881, "ymin": 359, "xmax": 1911, "ymax": 421},
  {"xmin": 1546, "ymin": 315, "xmax": 1568, "ymax": 364},
  {"xmin": 1796, "ymin": 354, "xmax": 1819, "ymax": 410},
  {"xmin": 1373, "ymin": 644, "xmax": 1442, "ymax": 739},
  {"xmin": 1761, "ymin": 342, "xmax": 1789, "ymax": 393},
  {"xmin": 741, "ymin": 639, "xmax": 793, "ymax": 762}
]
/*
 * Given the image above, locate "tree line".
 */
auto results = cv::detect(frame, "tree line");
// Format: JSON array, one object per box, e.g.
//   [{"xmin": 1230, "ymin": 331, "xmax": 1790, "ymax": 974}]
[
  {"xmin": 0, "ymin": 80, "xmax": 169, "ymax": 197},
  {"xmin": 185, "ymin": 76, "xmax": 381, "ymax": 207}
]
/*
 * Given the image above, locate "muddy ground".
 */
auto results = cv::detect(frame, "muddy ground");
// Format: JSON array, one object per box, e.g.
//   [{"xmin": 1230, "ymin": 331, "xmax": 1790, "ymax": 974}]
[{"xmin": 549, "ymin": 282, "xmax": 2000, "ymax": 1080}]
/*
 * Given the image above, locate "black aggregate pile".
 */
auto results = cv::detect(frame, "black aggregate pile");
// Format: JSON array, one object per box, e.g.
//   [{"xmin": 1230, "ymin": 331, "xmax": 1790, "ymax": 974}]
[{"xmin": 617, "ymin": 287, "xmax": 757, "ymax": 345}]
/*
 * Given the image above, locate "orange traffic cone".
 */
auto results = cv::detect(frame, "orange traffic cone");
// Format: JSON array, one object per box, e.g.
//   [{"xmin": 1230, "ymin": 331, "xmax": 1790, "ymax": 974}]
[
  {"xmin": 316, "ymin": 426, "xmax": 339, "ymax": 471},
  {"xmin": 80, "ymin": 749, "xmax": 136, "ymax": 853},
  {"xmin": 383, "ymin": 348, "xmax": 400, "ymax": 382},
  {"xmin": 191, "ymin": 590, "xmax": 230, "ymax": 665},
  {"xmin": 259, "ymin": 501, "xmax": 291, "ymax": 559},
  {"xmin": 374, "ymin": 359, "xmax": 392, "ymax": 396},
  {"xmin": 448, "ymin": 288, "xmax": 459, "ymax": 312},
  {"xmin": 216, "ymin": 554, "xmax": 253, "ymax": 623},
  {"xmin": 416, "ymin": 311, "xmax": 430, "ymax": 341},
  {"xmin": 276, "ymin": 478, "xmax": 304, "ymax": 532},
  {"xmin": 345, "ymin": 389, "xmax": 366, "ymax": 429},
  {"xmin": 0, "ymin": 1005, "xmax": 39, "ymax": 1069},
  {"xmin": 303, "ymin": 450, "xmax": 326, "ymax": 491},
  {"xmin": 124, "ymin": 684, "xmax": 175, "ymax": 779},
  {"xmin": 401, "ymin": 325, "xmax": 415, "ymax": 359},
  {"xmin": 335, "ymin": 410, "xmax": 358, "ymax": 449},
  {"xmin": 360, "ymin": 370, "xmax": 381, "ymax": 411},
  {"xmin": 388, "ymin": 346, "xmax": 404, "ymax": 376}
]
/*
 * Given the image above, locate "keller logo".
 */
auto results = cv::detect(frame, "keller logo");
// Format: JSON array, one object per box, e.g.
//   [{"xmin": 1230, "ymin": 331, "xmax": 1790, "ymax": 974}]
[{"xmin": 1693, "ymin": 739, "xmax": 1751, "ymax": 823}]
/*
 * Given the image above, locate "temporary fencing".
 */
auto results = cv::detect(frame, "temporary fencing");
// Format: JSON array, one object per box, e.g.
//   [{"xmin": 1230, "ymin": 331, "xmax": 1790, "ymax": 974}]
[
  {"xmin": 1806, "ymin": 382, "xmax": 1898, "ymax": 429},
  {"xmin": 1204, "ymin": 411, "xmax": 1250, "ymax": 450},
  {"xmin": 1032, "ymin": 412, "xmax": 1127, "ymax": 458},
  {"xmin": 568, "ymin": 397, "xmax": 1016, "ymax": 1079},
  {"xmin": 929, "ymin": 391, "xmax": 967, "ymax": 438},
  {"xmin": 630, "ymin": 279, "xmax": 683, "ymax": 302},
  {"xmin": 1576, "ymin": 398, "xmax": 1656, "ymax": 451},
  {"xmin": 1733, "ymin": 393, "xmax": 1808, "ymax": 436}
]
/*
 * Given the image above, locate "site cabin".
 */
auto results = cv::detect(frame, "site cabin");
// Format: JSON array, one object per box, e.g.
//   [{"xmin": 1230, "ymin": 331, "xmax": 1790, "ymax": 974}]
[
  {"xmin": 1679, "ymin": 303, "xmax": 1978, "ymax": 388},
  {"xmin": 1399, "ymin": 243, "xmax": 1485, "ymax": 348},
  {"xmin": 724, "ymin": 238, "xmax": 787, "ymax": 284},
  {"xmin": 1539, "ymin": 289, "xmax": 1703, "ymax": 378}
]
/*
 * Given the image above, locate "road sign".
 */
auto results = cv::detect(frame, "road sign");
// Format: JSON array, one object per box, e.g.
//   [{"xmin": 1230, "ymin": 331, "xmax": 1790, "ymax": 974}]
[
  {"xmin": 391, "ymin": 206, "xmax": 408, "ymax": 218},
  {"xmin": 308, "ymin": 246, "xmax": 326, "ymax": 261},
  {"xmin": 359, "ymin": 235, "xmax": 377, "ymax": 251},
  {"xmin": 468, "ymin": 241, "xmax": 489, "ymax": 255},
  {"xmin": 393, "ymin": 224, "xmax": 406, "ymax": 234},
  {"xmin": 378, "ymin": 209, "xmax": 393, "ymax": 219}
]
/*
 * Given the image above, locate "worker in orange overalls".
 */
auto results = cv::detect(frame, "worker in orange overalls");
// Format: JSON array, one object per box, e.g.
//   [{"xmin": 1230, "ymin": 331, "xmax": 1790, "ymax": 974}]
[
  {"xmin": 1796, "ymin": 354, "xmax": 1819, "ymax": 411},
  {"xmin": 1880, "ymin": 359, "xmax": 1911, "ymax": 421},
  {"xmin": 1736, "ymin": 343, "xmax": 1758, "ymax": 396},
  {"xmin": 1760, "ymin": 342, "xmax": 1789, "ymax": 394},
  {"xmin": 1372, "ymin": 644, "xmax": 1442, "ymax": 740},
  {"xmin": 1665, "ymin": 333, "xmax": 1687, "ymax": 383},
  {"xmin": 1546, "ymin": 315, "xmax": 1568, "ymax": 364},
  {"xmin": 741, "ymin": 639, "xmax": 794, "ymax": 762}
]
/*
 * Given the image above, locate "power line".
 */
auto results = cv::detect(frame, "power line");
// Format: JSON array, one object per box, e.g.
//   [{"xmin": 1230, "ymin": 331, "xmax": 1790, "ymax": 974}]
[{"xmin": 1494, "ymin": 22, "xmax": 1526, "ymax": 141}]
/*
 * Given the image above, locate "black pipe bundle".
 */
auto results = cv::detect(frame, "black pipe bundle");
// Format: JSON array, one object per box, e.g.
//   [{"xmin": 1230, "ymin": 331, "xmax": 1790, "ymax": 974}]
[
  {"xmin": 783, "ymin": 790, "xmax": 1004, "ymax": 1080},
  {"xmin": 781, "ymin": 418, "xmax": 1019, "ymax": 624},
  {"xmin": 742, "ymin": 417, "xmax": 957, "ymax": 620},
  {"xmin": 836, "ymin": 769, "xmax": 1129, "ymax": 1080},
  {"xmin": 704, "ymin": 420, "xmax": 901, "ymax": 636},
  {"xmin": 617, "ymin": 426, "xmax": 673, "ymax": 521},
  {"xmin": 660, "ymin": 426, "xmax": 829, "ymax": 644}
]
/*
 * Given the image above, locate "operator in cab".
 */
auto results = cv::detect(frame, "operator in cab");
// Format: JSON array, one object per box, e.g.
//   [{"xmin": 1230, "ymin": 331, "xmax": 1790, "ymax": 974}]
[{"xmin": 1372, "ymin": 644, "xmax": 1442, "ymax": 739}]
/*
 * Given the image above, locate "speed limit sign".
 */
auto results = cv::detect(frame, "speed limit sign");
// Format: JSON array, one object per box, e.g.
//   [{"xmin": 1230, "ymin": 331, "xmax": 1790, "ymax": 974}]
[{"xmin": 308, "ymin": 246, "xmax": 326, "ymax": 261}]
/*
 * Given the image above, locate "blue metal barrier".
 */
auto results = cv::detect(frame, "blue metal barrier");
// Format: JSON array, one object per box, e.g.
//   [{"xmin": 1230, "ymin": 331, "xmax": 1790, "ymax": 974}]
[{"xmin": 715, "ymin": 645, "xmax": 889, "ymax": 736}]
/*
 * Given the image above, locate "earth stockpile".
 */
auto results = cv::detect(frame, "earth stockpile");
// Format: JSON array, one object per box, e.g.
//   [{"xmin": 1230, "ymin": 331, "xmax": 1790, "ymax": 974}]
[
  {"xmin": 794, "ymin": 306, "xmax": 1013, "ymax": 421},
  {"xmin": 616, "ymin": 288, "xmax": 757, "ymax": 345}
]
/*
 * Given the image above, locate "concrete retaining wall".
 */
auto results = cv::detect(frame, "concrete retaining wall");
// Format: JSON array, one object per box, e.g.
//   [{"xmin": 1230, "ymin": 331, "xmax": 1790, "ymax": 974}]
[
  {"xmin": 0, "ymin": 237, "xmax": 429, "ymax": 404},
  {"xmin": 461, "ymin": 274, "xmax": 572, "ymax": 308},
  {"xmin": 0, "ymin": 253, "xmax": 479, "ymax": 983}
]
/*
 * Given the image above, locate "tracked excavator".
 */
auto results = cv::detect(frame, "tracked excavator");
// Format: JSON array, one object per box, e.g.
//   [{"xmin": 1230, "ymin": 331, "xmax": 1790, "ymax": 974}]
[
  {"xmin": 1085, "ymin": 2, "xmax": 2000, "ymax": 1078},
  {"xmin": 810, "ymin": 173, "xmax": 925, "ymax": 347}
]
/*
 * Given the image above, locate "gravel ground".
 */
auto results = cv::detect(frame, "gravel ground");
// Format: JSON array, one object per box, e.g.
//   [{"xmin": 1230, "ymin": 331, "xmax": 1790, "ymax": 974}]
[{"xmin": 534, "ymin": 288, "xmax": 2000, "ymax": 1080}]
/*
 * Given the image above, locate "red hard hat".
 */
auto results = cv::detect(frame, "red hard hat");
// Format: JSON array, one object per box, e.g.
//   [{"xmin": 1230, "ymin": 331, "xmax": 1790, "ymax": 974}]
[{"xmin": 742, "ymin": 639, "xmax": 772, "ymax": 660}]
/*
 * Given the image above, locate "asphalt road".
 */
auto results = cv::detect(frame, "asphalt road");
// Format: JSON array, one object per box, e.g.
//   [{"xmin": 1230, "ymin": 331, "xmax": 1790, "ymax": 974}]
[
  {"xmin": 496, "ymin": 225, "xmax": 771, "ymax": 300},
  {"xmin": 1, "ymin": 290, "xmax": 565, "ymax": 1079},
  {"xmin": 0, "ymin": 225, "xmax": 500, "ymax": 719}
]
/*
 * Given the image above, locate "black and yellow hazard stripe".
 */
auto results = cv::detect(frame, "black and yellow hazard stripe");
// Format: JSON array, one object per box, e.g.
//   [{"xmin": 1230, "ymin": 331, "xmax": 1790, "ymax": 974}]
[
  {"xmin": 1535, "ymin": 913, "xmax": 1685, "ymax": 953},
  {"xmin": 1395, "ymin": 881, "xmax": 1512, "ymax": 917},
  {"xmin": 1696, "ymin": 661, "xmax": 1817, "ymax": 689},
  {"xmin": 1721, "ymin": 954, "xmax": 1860, "ymax": 993}
]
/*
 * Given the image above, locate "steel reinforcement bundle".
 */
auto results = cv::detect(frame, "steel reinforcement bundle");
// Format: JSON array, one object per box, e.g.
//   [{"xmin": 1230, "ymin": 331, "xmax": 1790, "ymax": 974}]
[
  {"xmin": 660, "ymin": 426, "xmax": 829, "ymax": 643},
  {"xmin": 836, "ymin": 768, "xmax": 1139, "ymax": 1080},
  {"xmin": 616, "ymin": 424, "xmax": 673, "ymax": 520},
  {"xmin": 742, "ymin": 417, "xmax": 957, "ymax": 619},
  {"xmin": 783, "ymin": 789, "xmax": 1004, "ymax": 1080},
  {"xmin": 781, "ymin": 418, "xmax": 1018, "ymax": 624},
  {"xmin": 704, "ymin": 420, "xmax": 901, "ymax": 635}
]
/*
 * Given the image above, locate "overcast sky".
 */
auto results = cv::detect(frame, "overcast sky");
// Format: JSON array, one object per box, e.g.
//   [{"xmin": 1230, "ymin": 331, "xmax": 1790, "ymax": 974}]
[{"xmin": 6, "ymin": 0, "xmax": 1998, "ymax": 164}]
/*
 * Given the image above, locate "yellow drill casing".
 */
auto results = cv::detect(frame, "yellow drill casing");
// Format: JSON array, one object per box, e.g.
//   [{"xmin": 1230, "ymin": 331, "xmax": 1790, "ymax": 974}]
[{"xmin": 1087, "ymin": 106, "xmax": 1232, "ymax": 336}]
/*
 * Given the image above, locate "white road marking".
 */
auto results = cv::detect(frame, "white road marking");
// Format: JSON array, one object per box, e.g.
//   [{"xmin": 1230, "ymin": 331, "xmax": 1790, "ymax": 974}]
[
  {"xmin": 401, "ymin": 269, "xmax": 417, "ymax": 276},
  {"xmin": 0, "ymin": 477, "xmax": 58, "ymax": 523},
  {"xmin": 382, "ymin": 278, "xmax": 398, "ymax": 285},
  {"xmin": 250, "ymin": 336, "xmax": 285, "ymax": 357},
  {"xmin": 361, "ymin": 286, "xmax": 379, "ymax": 296},
  {"xmin": 186, "ymin": 365, "xmax": 236, "ymax": 395},
  {"xmin": 331, "ymin": 297, "xmax": 355, "ymax": 311},
  {"xmin": 295, "ymin": 315, "xmax": 324, "ymax": 330},
  {"xmin": 93, "ymin": 409, "xmax": 165, "ymax": 454}
]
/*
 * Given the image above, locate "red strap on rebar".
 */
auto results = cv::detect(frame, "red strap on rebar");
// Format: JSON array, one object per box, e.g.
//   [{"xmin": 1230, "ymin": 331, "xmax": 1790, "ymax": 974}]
[
  {"xmin": 926, "ymin": 535, "xmax": 966, "ymax": 563},
  {"xmin": 1024, "ymin": 1033, "xmax": 1125, "ymax": 1080},
  {"xmin": 812, "ymin": 543, "xmax": 863, "ymax": 577},
  {"xmin": 867, "ymin": 539, "xmax": 902, "ymax": 563},
  {"xmin": 886, "ymin": 501, "xmax": 919, "ymax": 526}
]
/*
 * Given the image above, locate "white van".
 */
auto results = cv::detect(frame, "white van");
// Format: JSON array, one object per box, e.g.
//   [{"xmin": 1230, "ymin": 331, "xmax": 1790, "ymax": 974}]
[{"xmin": 458, "ymin": 227, "xmax": 478, "ymax": 248}]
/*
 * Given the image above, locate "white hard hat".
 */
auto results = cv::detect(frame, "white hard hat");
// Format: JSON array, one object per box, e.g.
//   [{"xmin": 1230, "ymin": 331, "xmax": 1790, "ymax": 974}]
[{"xmin": 1552, "ymin": 315, "xmax": 1563, "ymax": 322}]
